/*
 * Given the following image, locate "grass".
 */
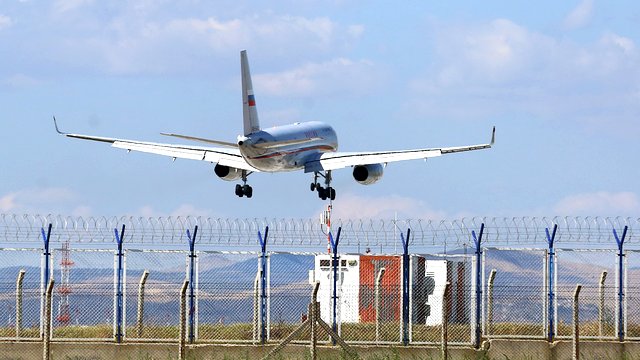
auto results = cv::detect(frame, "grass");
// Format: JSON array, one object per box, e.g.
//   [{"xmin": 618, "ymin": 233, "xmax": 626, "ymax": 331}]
[{"xmin": 3, "ymin": 320, "xmax": 640, "ymax": 343}]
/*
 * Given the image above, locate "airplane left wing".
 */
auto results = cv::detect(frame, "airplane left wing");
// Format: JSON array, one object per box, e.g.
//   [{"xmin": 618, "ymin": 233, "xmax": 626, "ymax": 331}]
[
  {"xmin": 53, "ymin": 118, "xmax": 259, "ymax": 172},
  {"xmin": 306, "ymin": 127, "xmax": 495, "ymax": 172}
]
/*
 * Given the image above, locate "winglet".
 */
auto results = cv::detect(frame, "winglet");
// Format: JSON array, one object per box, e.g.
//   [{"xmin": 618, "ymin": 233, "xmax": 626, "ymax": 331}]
[
  {"xmin": 53, "ymin": 116, "xmax": 67, "ymax": 135},
  {"xmin": 490, "ymin": 126, "xmax": 496, "ymax": 146}
]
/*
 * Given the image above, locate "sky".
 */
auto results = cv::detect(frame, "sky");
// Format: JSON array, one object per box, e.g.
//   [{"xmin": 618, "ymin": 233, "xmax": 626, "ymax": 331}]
[{"xmin": 0, "ymin": 0, "xmax": 639, "ymax": 221}]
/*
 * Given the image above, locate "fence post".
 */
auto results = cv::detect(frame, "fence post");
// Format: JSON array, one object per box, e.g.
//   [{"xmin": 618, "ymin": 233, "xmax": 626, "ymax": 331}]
[
  {"xmin": 441, "ymin": 282, "xmax": 450, "ymax": 360},
  {"xmin": 43, "ymin": 278, "xmax": 54, "ymax": 360},
  {"xmin": 614, "ymin": 226, "xmax": 627, "ymax": 342},
  {"xmin": 471, "ymin": 223, "xmax": 485, "ymax": 348},
  {"xmin": 598, "ymin": 271, "xmax": 607, "ymax": 338},
  {"xmin": 114, "ymin": 224, "xmax": 125, "ymax": 343},
  {"xmin": 375, "ymin": 267, "xmax": 386, "ymax": 344},
  {"xmin": 179, "ymin": 279, "xmax": 189, "ymax": 360},
  {"xmin": 400, "ymin": 229, "xmax": 411, "ymax": 345},
  {"xmin": 16, "ymin": 269, "xmax": 25, "ymax": 338},
  {"xmin": 186, "ymin": 226, "xmax": 198, "ymax": 343},
  {"xmin": 329, "ymin": 227, "xmax": 342, "ymax": 344},
  {"xmin": 573, "ymin": 284, "xmax": 582, "ymax": 360},
  {"xmin": 258, "ymin": 227, "xmax": 269, "ymax": 343},
  {"xmin": 311, "ymin": 281, "xmax": 320, "ymax": 360},
  {"xmin": 40, "ymin": 224, "xmax": 52, "ymax": 338},
  {"xmin": 136, "ymin": 270, "xmax": 149, "ymax": 338},
  {"xmin": 486, "ymin": 269, "xmax": 497, "ymax": 336},
  {"xmin": 253, "ymin": 270, "xmax": 260, "ymax": 342},
  {"xmin": 546, "ymin": 224, "xmax": 558, "ymax": 342}
]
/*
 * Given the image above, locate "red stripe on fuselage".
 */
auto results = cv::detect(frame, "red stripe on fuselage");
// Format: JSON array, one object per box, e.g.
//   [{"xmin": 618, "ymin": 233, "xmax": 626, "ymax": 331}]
[{"xmin": 250, "ymin": 145, "xmax": 336, "ymax": 160}]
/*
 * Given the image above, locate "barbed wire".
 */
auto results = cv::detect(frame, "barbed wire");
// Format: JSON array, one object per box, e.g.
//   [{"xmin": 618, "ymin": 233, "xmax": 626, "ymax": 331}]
[{"xmin": 0, "ymin": 213, "xmax": 638, "ymax": 250}]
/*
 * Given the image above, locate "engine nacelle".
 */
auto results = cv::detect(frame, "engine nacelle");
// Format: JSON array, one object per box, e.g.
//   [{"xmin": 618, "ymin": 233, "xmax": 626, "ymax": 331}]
[
  {"xmin": 352, "ymin": 164, "xmax": 384, "ymax": 185},
  {"xmin": 214, "ymin": 164, "xmax": 243, "ymax": 181}
]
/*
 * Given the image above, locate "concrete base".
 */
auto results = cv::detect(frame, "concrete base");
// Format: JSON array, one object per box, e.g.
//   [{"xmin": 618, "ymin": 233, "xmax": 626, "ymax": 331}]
[{"xmin": 0, "ymin": 340, "xmax": 638, "ymax": 359}]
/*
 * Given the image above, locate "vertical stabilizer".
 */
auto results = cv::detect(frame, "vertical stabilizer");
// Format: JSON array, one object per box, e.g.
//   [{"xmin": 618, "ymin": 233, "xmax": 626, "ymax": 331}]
[{"xmin": 241, "ymin": 50, "xmax": 260, "ymax": 136}]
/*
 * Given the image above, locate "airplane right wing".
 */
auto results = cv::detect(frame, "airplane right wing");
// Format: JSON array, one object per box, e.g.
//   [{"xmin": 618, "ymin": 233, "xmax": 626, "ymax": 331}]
[
  {"xmin": 305, "ymin": 127, "xmax": 495, "ymax": 172},
  {"xmin": 53, "ymin": 118, "xmax": 259, "ymax": 172}
]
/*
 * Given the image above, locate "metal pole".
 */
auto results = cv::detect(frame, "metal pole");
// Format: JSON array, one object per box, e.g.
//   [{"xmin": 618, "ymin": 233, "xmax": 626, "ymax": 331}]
[
  {"xmin": 258, "ymin": 227, "xmax": 268, "ymax": 343},
  {"xmin": 311, "ymin": 281, "xmax": 320, "ymax": 360},
  {"xmin": 546, "ymin": 224, "xmax": 557, "ymax": 342},
  {"xmin": 16, "ymin": 269, "xmax": 25, "ymax": 338},
  {"xmin": 471, "ymin": 223, "xmax": 484, "ymax": 348},
  {"xmin": 136, "ymin": 270, "xmax": 149, "ymax": 338},
  {"xmin": 441, "ymin": 282, "xmax": 450, "ymax": 360},
  {"xmin": 598, "ymin": 271, "xmax": 607, "ymax": 338},
  {"xmin": 114, "ymin": 224, "xmax": 125, "ymax": 343},
  {"xmin": 186, "ymin": 226, "xmax": 198, "ymax": 343},
  {"xmin": 486, "ymin": 269, "xmax": 497, "ymax": 336},
  {"xmin": 401, "ymin": 229, "xmax": 411, "ymax": 345},
  {"xmin": 375, "ymin": 267, "xmax": 386, "ymax": 344},
  {"xmin": 179, "ymin": 279, "xmax": 189, "ymax": 360},
  {"xmin": 253, "ymin": 270, "xmax": 260, "ymax": 342},
  {"xmin": 614, "ymin": 226, "xmax": 627, "ymax": 342},
  {"xmin": 573, "ymin": 284, "xmax": 582, "ymax": 360},
  {"xmin": 330, "ymin": 227, "xmax": 342, "ymax": 344},
  {"xmin": 43, "ymin": 279, "xmax": 54, "ymax": 360}
]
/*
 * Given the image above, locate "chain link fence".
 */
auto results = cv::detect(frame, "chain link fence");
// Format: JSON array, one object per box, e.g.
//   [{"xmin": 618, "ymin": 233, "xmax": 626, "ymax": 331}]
[{"xmin": 0, "ymin": 214, "xmax": 639, "ymax": 348}]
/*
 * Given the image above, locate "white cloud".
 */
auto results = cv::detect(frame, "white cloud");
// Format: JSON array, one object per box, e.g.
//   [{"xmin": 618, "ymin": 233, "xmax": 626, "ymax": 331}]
[
  {"xmin": 255, "ymin": 57, "xmax": 379, "ymax": 97},
  {"xmin": 0, "ymin": 193, "xmax": 18, "ymax": 212},
  {"xmin": 59, "ymin": 13, "xmax": 361, "ymax": 75},
  {"xmin": 553, "ymin": 191, "xmax": 640, "ymax": 216},
  {"xmin": 4, "ymin": 73, "xmax": 41, "ymax": 88},
  {"xmin": 53, "ymin": 0, "xmax": 94, "ymax": 14},
  {"xmin": 0, "ymin": 188, "xmax": 78, "ymax": 214},
  {"xmin": 134, "ymin": 204, "xmax": 221, "ymax": 218},
  {"xmin": 406, "ymin": 19, "xmax": 640, "ymax": 130},
  {"xmin": 325, "ymin": 193, "xmax": 449, "ymax": 220},
  {"xmin": 0, "ymin": 14, "xmax": 13, "ymax": 30},
  {"xmin": 564, "ymin": 0, "xmax": 594, "ymax": 30}
]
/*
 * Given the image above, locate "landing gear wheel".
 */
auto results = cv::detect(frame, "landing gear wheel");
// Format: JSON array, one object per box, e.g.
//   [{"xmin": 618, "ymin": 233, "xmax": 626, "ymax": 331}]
[
  {"xmin": 329, "ymin": 187, "xmax": 336, "ymax": 201},
  {"xmin": 310, "ymin": 183, "xmax": 316, "ymax": 191},
  {"xmin": 235, "ymin": 184, "xmax": 244, "ymax": 197},
  {"xmin": 317, "ymin": 186, "xmax": 327, "ymax": 200},
  {"xmin": 243, "ymin": 185, "xmax": 253, "ymax": 198}
]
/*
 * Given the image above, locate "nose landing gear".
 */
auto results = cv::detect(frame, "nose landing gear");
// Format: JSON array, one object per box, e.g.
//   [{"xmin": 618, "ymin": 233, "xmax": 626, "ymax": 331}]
[{"xmin": 310, "ymin": 171, "xmax": 336, "ymax": 201}]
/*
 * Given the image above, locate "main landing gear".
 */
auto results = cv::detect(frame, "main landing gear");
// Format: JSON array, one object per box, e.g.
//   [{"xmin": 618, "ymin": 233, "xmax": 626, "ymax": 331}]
[
  {"xmin": 235, "ymin": 170, "xmax": 253, "ymax": 198},
  {"xmin": 310, "ymin": 171, "xmax": 336, "ymax": 201}
]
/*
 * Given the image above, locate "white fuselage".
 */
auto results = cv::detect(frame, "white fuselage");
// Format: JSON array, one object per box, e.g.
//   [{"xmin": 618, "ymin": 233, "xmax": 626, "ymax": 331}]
[{"xmin": 238, "ymin": 121, "xmax": 338, "ymax": 172}]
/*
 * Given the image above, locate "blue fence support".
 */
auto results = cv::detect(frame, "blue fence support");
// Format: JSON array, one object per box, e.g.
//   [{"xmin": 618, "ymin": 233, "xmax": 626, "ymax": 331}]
[
  {"xmin": 614, "ymin": 225, "xmax": 628, "ymax": 342},
  {"xmin": 546, "ymin": 224, "xmax": 558, "ymax": 342},
  {"xmin": 400, "ymin": 228, "xmax": 411, "ymax": 346},
  {"xmin": 186, "ymin": 225, "xmax": 198, "ymax": 344},
  {"xmin": 114, "ymin": 224, "xmax": 125, "ymax": 343},
  {"xmin": 40, "ymin": 223, "xmax": 52, "ymax": 337},
  {"xmin": 258, "ymin": 227, "xmax": 269, "ymax": 344},
  {"xmin": 329, "ymin": 226, "xmax": 342, "ymax": 345},
  {"xmin": 41, "ymin": 224, "xmax": 52, "ymax": 293},
  {"xmin": 471, "ymin": 223, "xmax": 484, "ymax": 349}
]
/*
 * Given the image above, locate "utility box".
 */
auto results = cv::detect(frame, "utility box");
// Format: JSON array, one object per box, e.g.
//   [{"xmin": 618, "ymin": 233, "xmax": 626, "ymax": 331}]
[
  {"xmin": 311, "ymin": 254, "xmax": 471, "ymax": 326},
  {"xmin": 312, "ymin": 254, "xmax": 360, "ymax": 323}
]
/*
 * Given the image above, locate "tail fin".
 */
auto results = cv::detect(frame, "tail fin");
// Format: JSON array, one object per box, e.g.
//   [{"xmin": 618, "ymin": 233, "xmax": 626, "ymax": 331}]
[{"xmin": 241, "ymin": 50, "xmax": 260, "ymax": 136}]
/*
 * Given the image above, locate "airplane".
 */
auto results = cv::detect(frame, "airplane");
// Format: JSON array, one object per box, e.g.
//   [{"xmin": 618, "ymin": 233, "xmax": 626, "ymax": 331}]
[{"xmin": 54, "ymin": 50, "xmax": 495, "ymax": 201}]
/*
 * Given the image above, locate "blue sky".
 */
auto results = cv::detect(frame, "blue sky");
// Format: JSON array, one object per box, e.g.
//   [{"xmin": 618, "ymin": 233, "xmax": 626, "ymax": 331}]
[{"xmin": 0, "ymin": 0, "xmax": 639, "ymax": 220}]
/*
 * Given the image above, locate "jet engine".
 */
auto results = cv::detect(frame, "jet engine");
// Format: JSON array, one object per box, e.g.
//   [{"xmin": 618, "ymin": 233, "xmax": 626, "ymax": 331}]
[
  {"xmin": 214, "ymin": 164, "xmax": 243, "ymax": 181},
  {"xmin": 352, "ymin": 164, "xmax": 384, "ymax": 185}
]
